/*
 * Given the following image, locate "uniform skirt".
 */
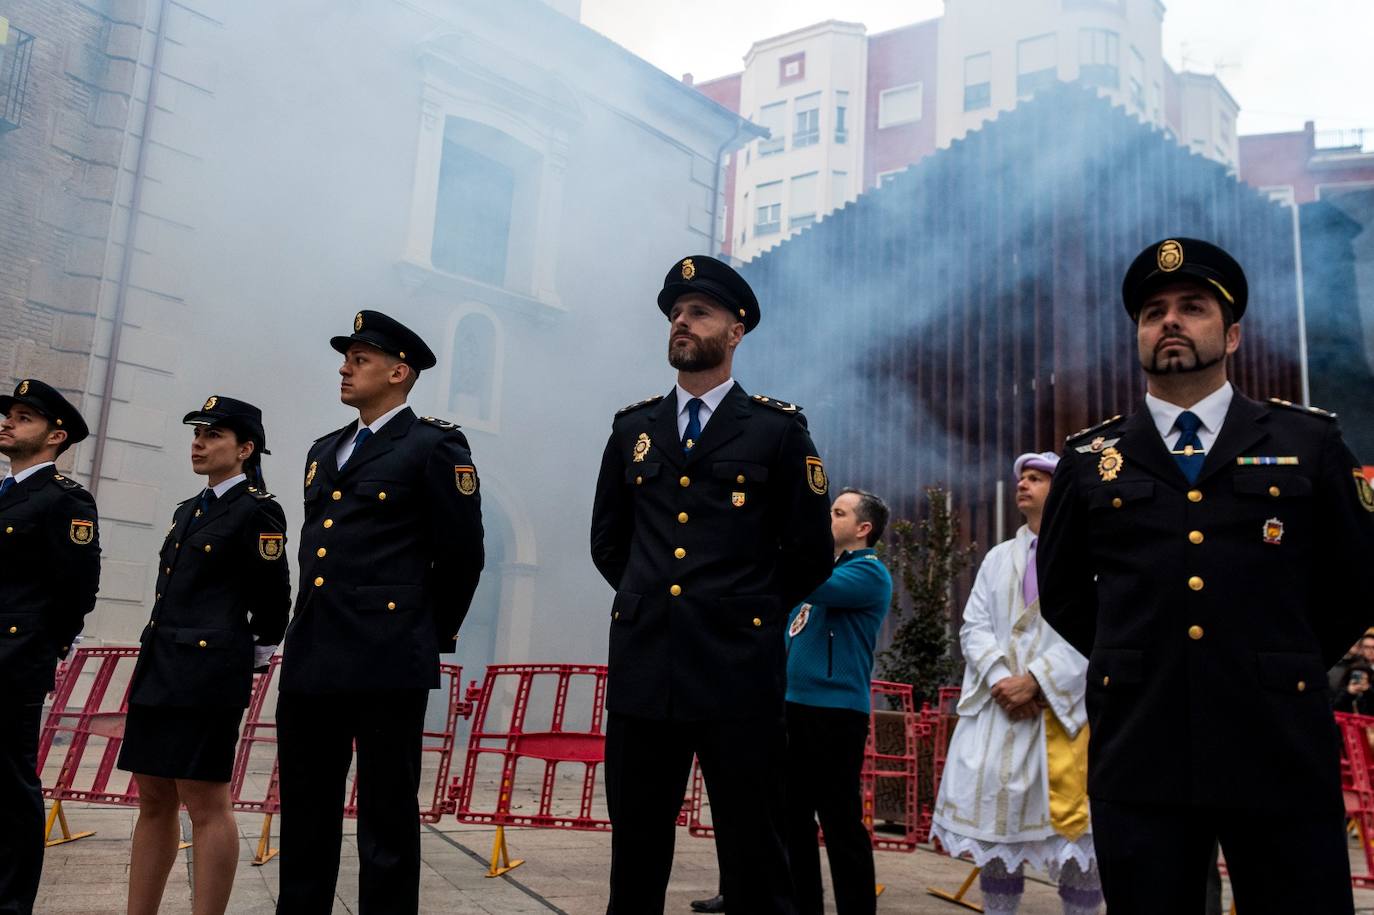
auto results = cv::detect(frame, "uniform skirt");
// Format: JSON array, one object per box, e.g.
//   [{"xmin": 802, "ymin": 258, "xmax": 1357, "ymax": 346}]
[{"xmin": 117, "ymin": 704, "xmax": 244, "ymax": 783}]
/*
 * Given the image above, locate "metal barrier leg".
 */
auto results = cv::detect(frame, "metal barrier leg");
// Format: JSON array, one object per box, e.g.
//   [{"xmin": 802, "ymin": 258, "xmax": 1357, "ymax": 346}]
[
  {"xmin": 44, "ymin": 800, "xmax": 96, "ymax": 847},
  {"xmin": 927, "ymin": 864, "xmax": 984, "ymax": 911},
  {"xmin": 484, "ymin": 825, "xmax": 525, "ymax": 878},
  {"xmin": 251, "ymin": 813, "xmax": 279, "ymax": 866}
]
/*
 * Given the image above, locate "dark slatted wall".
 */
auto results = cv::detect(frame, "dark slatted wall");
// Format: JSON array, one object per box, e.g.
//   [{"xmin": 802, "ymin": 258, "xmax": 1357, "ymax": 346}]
[{"xmin": 737, "ymin": 86, "xmax": 1301, "ymax": 619}]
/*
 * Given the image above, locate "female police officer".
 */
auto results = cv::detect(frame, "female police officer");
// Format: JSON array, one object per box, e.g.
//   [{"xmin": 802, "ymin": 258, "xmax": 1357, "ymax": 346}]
[{"xmin": 118, "ymin": 395, "xmax": 290, "ymax": 915}]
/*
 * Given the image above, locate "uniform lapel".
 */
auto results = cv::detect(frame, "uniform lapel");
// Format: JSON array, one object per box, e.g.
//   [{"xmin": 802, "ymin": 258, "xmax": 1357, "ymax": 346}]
[
  {"xmin": 195, "ymin": 479, "xmax": 249, "ymax": 531},
  {"xmin": 315, "ymin": 422, "xmax": 355, "ymax": 486},
  {"xmin": 334, "ymin": 408, "xmax": 412, "ymax": 481},
  {"xmin": 685, "ymin": 383, "xmax": 748, "ymax": 466},
  {"xmin": 1195, "ymin": 394, "xmax": 1268, "ymax": 486},
  {"xmin": 647, "ymin": 390, "xmax": 685, "ymax": 470},
  {"xmin": 0, "ymin": 474, "xmax": 32, "ymax": 510},
  {"xmin": 1111, "ymin": 409, "xmax": 1187, "ymax": 488}
]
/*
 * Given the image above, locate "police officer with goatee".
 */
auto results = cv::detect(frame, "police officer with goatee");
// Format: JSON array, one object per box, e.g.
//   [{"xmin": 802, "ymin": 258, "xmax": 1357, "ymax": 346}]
[
  {"xmin": 591, "ymin": 255, "xmax": 834, "ymax": 914},
  {"xmin": 1039, "ymin": 238, "xmax": 1374, "ymax": 913}
]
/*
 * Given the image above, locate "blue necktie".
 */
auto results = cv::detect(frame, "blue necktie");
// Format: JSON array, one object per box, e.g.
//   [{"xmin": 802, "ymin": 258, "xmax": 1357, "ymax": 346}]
[
  {"xmin": 342, "ymin": 427, "xmax": 372, "ymax": 469},
  {"xmin": 1172, "ymin": 410, "xmax": 1205, "ymax": 483},
  {"xmin": 189, "ymin": 488, "xmax": 216, "ymax": 530},
  {"xmin": 0, "ymin": 477, "xmax": 13, "ymax": 499},
  {"xmin": 681, "ymin": 398, "xmax": 703, "ymax": 456}
]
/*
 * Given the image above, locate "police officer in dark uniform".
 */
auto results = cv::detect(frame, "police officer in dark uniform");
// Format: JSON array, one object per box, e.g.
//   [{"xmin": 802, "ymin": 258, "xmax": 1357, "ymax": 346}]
[
  {"xmin": 118, "ymin": 395, "xmax": 290, "ymax": 915},
  {"xmin": 276, "ymin": 310, "xmax": 484, "ymax": 915},
  {"xmin": 0, "ymin": 379, "xmax": 100, "ymax": 915},
  {"xmin": 1038, "ymin": 238, "xmax": 1374, "ymax": 913},
  {"xmin": 591, "ymin": 255, "xmax": 834, "ymax": 914}
]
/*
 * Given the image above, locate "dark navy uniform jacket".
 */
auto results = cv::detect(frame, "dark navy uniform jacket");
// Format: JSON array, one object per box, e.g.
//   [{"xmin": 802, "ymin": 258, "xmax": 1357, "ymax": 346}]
[
  {"xmin": 130, "ymin": 480, "xmax": 290, "ymax": 708},
  {"xmin": 1039, "ymin": 393, "xmax": 1374, "ymax": 810},
  {"xmin": 281, "ymin": 408, "xmax": 484, "ymax": 694},
  {"xmin": 591, "ymin": 383, "xmax": 834, "ymax": 721},
  {"xmin": 0, "ymin": 467, "xmax": 100, "ymax": 700}
]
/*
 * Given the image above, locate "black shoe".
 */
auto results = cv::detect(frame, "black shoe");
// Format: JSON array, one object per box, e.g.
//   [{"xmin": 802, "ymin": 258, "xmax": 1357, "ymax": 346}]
[{"xmin": 690, "ymin": 894, "xmax": 726, "ymax": 913}]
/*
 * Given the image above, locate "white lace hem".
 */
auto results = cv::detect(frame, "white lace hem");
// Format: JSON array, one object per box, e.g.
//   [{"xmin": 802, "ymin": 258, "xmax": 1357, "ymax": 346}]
[{"xmin": 929, "ymin": 823, "xmax": 1096, "ymax": 876}]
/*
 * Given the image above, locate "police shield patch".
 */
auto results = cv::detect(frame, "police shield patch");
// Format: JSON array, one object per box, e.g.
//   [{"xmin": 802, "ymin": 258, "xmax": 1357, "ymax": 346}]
[
  {"xmin": 258, "ymin": 533, "xmax": 283, "ymax": 560},
  {"xmin": 805, "ymin": 457, "xmax": 828, "ymax": 495},
  {"xmin": 1355, "ymin": 470, "xmax": 1374, "ymax": 513},
  {"xmin": 69, "ymin": 519, "xmax": 94, "ymax": 545},
  {"xmin": 455, "ymin": 465, "xmax": 478, "ymax": 496}
]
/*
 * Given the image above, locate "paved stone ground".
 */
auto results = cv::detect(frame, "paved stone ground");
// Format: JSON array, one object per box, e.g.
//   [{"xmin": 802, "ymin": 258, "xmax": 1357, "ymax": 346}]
[{"xmin": 34, "ymin": 802, "xmax": 1374, "ymax": 913}]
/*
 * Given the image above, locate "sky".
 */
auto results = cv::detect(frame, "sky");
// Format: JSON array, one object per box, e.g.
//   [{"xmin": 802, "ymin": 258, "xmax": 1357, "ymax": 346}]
[{"xmin": 579, "ymin": 0, "xmax": 1374, "ymax": 138}]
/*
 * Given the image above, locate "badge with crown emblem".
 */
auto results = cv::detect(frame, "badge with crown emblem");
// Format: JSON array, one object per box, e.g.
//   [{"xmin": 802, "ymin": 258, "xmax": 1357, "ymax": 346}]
[
  {"xmin": 680, "ymin": 258, "xmax": 696, "ymax": 281},
  {"xmin": 18, "ymin": 380, "xmax": 29, "ymax": 395},
  {"xmin": 632, "ymin": 433, "xmax": 651, "ymax": 463},
  {"xmin": 203, "ymin": 396, "xmax": 218, "ymax": 411},
  {"xmin": 354, "ymin": 312, "xmax": 364, "ymax": 332},
  {"xmin": 1157, "ymin": 239, "xmax": 1184, "ymax": 272}
]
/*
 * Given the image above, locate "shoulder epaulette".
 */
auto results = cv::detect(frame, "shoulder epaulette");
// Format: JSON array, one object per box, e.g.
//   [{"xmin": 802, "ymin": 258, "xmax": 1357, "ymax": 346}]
[
  {"xmin": 247, "ymin": 487, "xmax": 276, "ymax": 500},
  {"xmin": 616, "ymin": 395, "xmax": 664, "ymax": 417},
  {"xmin": 1065, "ymin": 414, "xmax": 1123, "ymax": 444},
  {"xmin": 1267, "ymin": 397, "xmax": 1337, "ymax": 420},
  {"xmin": 751, "ymin": 394, "xmax": 802, "ymax": 414},
  {"xmin": 419, "ymin": 415, "xmax": 460, "ymax": 430},
  {"xmin": 50, "ymin": 473, "xmax": 82, "ymax": 491}
]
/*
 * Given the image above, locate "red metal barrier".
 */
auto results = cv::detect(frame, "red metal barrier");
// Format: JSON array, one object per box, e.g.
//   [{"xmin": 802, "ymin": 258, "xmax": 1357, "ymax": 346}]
[
  {"xmin": 1335, "ymin": 712, "xmax": 1374, "ymax": 888},
  {"xmin": 36, "ymin": 647, "xmax": 141, "ymax": 845},
  {"xmin": 229, "ymin": 656, "xmax": 468, "ymax": 864}
]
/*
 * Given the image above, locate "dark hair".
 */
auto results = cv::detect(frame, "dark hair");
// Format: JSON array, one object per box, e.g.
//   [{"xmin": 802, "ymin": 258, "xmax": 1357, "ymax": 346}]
[
  {"xmin": 841, "ymin": 487, "xmax": 889, "ymax": 546},
  {"xmin": 215, "ymin": 421, "xmax": 267, "ymax": 491}
]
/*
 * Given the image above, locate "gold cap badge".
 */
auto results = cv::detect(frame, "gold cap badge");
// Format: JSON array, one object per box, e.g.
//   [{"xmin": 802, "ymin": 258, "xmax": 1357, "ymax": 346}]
[
  {"xmin": 681, "ymin": 258, "xmax": 696, "ymax": 281},
  {"xmin": 1157, "ymin": 239, "xmax": 1183, "ymax": 272},
  {"xmin": 203, "ymin": 395, "xmax": 218, "ymax": 411},
  {"xmin": 18, "ymin": 380, "xmax": 28, "ymax": 395},
  {"xmin": 354, "ymin": 312, "xmax": 364, "ymax": 332}
]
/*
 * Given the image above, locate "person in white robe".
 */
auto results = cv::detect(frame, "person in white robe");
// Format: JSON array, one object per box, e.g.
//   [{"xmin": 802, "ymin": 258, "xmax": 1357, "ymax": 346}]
[{"xmin": 931, "ymin": 451, "xmax": 1102, "ymax": 915}]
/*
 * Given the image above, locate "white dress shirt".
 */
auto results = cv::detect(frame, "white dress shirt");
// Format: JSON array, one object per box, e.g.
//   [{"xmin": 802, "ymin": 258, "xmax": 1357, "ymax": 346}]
[
  {"xmin": 336, "ymin": 402, "xmax": 409, "ymax": 469},
  {"xmin": 3, "ymin": 460, "xmax": 56, "ymax": 488},
  {"xmin": 1145, "ymin": 381, "xmax": 1233, "ymax": 454},
  {"xmin": 675, "ymin": 378, "xmax": 735, "ymax": 440},
  {"xmin": 206, "ymin": 472, "xmax": 247, "ymax": 498}
]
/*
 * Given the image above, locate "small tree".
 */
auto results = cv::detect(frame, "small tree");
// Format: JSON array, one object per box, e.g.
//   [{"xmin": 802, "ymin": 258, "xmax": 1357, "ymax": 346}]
[{"xmin": 877, "ymin": 486, "xmax": 976, "ymax": 708}]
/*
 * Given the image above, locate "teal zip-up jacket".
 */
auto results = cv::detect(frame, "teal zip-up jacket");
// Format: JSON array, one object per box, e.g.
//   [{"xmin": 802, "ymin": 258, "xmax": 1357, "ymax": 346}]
[{"xmin": 784, "ymin": 548, "xmax": 893, "ymax": 714}]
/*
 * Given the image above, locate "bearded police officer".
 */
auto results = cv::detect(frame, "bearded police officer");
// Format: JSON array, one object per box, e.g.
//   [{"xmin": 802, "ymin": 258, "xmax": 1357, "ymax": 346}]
[
  {"xmin": 591, "ymin": 255, "xmax": 834, "ymax": 914},
  {"xmin": 0, "ymin": 380, "xmax": 100, "ymax": 915},
  {"xmin": 1038, "ymin": 238, "xmax": 1374, "ymax": 913},
  {"xmin": 276, "ymin": 311, "xmax": 484, "ymax": 914}
]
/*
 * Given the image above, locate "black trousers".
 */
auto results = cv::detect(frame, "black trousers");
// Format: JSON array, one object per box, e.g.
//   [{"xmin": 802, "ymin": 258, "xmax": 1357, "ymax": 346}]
[
  {"xmin": 784, "ymin": 702, "xmax": 874, "ymax": 915},
  {"xmin": 605, "ymin": 711, "xmax": 795, "ymax": 915},
  {"xmin": 0, "ymin": 699, "xmax": 44, "ymax": 915},
  {"xmin": 1091, "ymin": 796, "xmax": 1354, "ymax": 914},
  {"xmin": 276, "ymin": 689, "xmax": 428, "ymax": 915}
]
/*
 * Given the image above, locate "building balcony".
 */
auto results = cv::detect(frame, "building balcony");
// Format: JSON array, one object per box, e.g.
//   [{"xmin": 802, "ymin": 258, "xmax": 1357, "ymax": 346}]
[{"xmin": 0, "ymin": 21, "xmax": 35, "ymax": 133}]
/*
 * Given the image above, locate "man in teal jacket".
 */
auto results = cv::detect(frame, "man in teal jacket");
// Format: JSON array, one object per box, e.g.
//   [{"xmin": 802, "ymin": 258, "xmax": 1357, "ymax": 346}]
[{"xmin": 784, "ymin": 487, "xmax": 893, "ymax": 915}]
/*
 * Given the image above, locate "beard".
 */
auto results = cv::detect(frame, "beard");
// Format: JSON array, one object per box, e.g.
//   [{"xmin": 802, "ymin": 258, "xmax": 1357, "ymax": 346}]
[
  {"xmin": 1140, "ymin": 333, "xmax": 1226, "ymax": 376},
  {"xmin": 668, "ymin": 329, "xmax": 729, "ymax": 372}
]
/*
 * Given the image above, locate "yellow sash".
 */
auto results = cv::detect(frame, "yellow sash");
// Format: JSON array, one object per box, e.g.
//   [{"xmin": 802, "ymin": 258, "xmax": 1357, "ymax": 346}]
[{"xmin": 1044, "ymin": 709, "xmax": 1091, "ymax": 840}]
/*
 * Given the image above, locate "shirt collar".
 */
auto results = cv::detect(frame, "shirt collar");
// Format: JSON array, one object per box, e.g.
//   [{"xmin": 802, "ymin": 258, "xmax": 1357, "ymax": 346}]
[
  {"xmin": 359, "ymin": 402, "xmax": 409, "ymax": 436},
  {"xmin": 836, "ymin": 547, "xmax": 877, "ymax": 565},
  {"xmin": 209, "ymin": 472, "xmax": 248, "ymax": 498},
  {"xmin": 10, "ymin": 461, "xmax": 55, "ymax": 485},
  {"xmin": 675, "ymin": 378, "xmax": 734, "ymax": 416},
  {"xmin": 1145, "ymin": 381, "xmax": 1233, "ymax": 439}
]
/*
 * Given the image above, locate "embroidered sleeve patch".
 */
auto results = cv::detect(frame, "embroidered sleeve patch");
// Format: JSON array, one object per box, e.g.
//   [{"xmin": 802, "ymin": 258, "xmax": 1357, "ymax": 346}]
[
  {"xmin": 1355, "ymin": 469, "xmax": 1374, "ymax": 513},
  {"xmin": 805, "ymin": 457, "xmax": 828, "ymax": 495},
  {"xmin": 69, "ymin": 519, "xmax": 95, "ymax": 545},
  {"xmin": 258, "ymin": 532, "xmax": 284, "ymax": 560},
  {"xmin": 455, "ymin": 465, "xmax": 478, "ymax": 496}
]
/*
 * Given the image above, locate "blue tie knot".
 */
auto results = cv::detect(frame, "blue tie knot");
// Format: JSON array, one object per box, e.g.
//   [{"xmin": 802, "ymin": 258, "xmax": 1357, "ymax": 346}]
[
  {"xmin": 354, "ymin": 427, "xmax": 373, "ymax": 448},
  {"xmin": 1176, "ymin": 410, "xmax": 1203, "ymax": 436}
]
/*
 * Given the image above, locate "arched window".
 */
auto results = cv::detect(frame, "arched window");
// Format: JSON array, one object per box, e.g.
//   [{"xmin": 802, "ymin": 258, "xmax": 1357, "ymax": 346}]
[{"xmin": 450, "ymin": 312, "xmax": 498, "ymax": 420}]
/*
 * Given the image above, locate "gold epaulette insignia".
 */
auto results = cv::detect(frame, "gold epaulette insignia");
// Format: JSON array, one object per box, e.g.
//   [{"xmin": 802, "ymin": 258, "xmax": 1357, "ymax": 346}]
[
  {"xmin": 420, "ymin": 415, "xmax": 459, "ymax": 430},
  {"xmin": 752, "ymin": 394, "xmax": 801, "ymax": 413},
  {"xmin": 616, "ymin": 395, "xmax": 664, "ymax": 417},
  {"xmin": 1065, "ymin": 414, "xmax": 1123, "ymax": 444},
  {"xmin": 1267, "ymin": 397, "xmax": 1337, "ymax": 420}
]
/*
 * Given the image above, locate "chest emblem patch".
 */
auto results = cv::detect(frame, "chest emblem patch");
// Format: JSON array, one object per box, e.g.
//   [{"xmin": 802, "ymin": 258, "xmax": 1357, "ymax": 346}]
[
  {"xmin": 731, "ymin": 491, "xmax": 746, "ymax": 507},
  {"xmin": 1262, "ymin": 518, "xmax": 1284, "ymax": 545},
  {"xmin": 69, "ymin": 519, "xmax": 94, "ymax": 545},
  {"xmin": 455, "ymin": 465, "xmax": 478, "ymax": 496},
  {"xmin": 806, "ymin": 456, "xmax": 828, "ymax": 495},
  {"xmin": 1097, "ymin": 446, "xmax": 1123, "ymax": 482},
  {"xmin": 305, "ymin": 460, "xmax": 318, "ymax": 488},
  {"xmin": 259, "ymin": 533, "xmax": 284, "ymax": 560},
  {"xmin": 789, "ymin": 603, "xmax": 812, "ymax": 638},
  {"xmin": 632, "ymin": 432, "xmax": 651, "ymax": 463}
]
